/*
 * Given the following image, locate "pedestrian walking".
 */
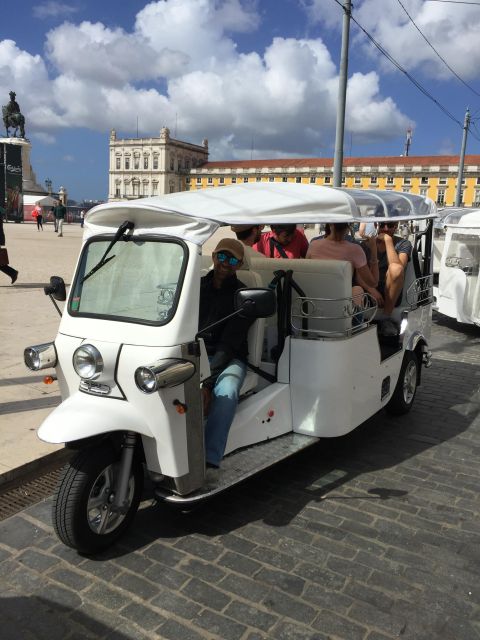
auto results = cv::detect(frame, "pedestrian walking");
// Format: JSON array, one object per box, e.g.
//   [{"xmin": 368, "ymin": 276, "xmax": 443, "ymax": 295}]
[
  {"xmin": 0, "ymin": 208, "xmax": 19, "ymax": 284},
  {"xmin": 53, "ymin": 200, "xmax": 66, "ymax": 237},
  {"xmin": 49, "ymin": 205, "xmax": 57, "ymax": 231},
  {"xmin": 80, "ymin": 209, "xmax": 85, "ymax": 228},
  {"xmin": 33, "ymin": 202, "xmax": 43, "ymax": 230}
]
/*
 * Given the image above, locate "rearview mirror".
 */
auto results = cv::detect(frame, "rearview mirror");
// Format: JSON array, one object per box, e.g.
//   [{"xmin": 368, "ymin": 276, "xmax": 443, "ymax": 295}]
[
  {"xmin": 235, "ymin": 288, "xmax": 276, "ymax": 319},
  {"xmin": 44, "ymin": 276, "xmax": 66, "ymax": 301}
]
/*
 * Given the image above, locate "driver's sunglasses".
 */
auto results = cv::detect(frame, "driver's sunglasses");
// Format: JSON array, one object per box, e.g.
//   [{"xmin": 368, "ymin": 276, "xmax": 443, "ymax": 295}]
[
  {"xmin": 379, "ymin": 222, "xmax": 396, "ymax": 229},
  {"xmin": 216, "ymin": 251, "xmax": 241, "ymax": 266}
]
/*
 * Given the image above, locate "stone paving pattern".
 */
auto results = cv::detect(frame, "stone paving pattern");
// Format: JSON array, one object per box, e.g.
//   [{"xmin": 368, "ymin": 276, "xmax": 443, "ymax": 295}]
[{"xmin": 0, "ymin": 314, "xmax": 479, "ymax": 640}]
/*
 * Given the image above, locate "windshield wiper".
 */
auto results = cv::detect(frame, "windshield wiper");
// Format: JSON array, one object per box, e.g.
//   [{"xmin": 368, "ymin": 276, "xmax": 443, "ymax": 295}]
[{"xmin": 82, "ymin": 220, "xmax": 134, "ymax": 283}]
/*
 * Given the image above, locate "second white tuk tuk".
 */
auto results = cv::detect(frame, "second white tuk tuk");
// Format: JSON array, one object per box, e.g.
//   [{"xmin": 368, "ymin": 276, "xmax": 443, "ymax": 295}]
[
  {"xmin": 25, "ymin": 183, "xmax": 436, "ymax": 553},
  {"xmin": 433, "ymin": 207, "xmax": 480, "ymax": 326}
]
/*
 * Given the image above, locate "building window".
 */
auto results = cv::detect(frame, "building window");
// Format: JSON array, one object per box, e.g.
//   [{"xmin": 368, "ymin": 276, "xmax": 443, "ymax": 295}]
[
  {"xmin": 341, "ymin": 175, "xmax": 346, "ymax": 184},
  {"xmin": 256, "ymin": 176, "xmax": 261, "ymax": 182},
  {"xmin": 324, "ymin": 176, "xmax": 331, "ymax": 184},
  {"xmin": 152, "ymin": 183, "xmax": 158, "ymax": 196},
  {"xmin": 232, "ymin": 176, "xmax": 237, "ymax": 183},
  {"xmin": 403, "ymin": 177, "xmax": 411, "ymax": 185},
  {"xmin": 142, "ymin": 182, "xmax": 148, "ymax": 196},
  {"xmin": 243, "ymin": 176, "xmax": 249, "ymax": 183},
  {"xmin": 370, "ymin": 176, "xmax": 378, "ymax": 185},
  {"xmin": 438, "ymin": 177, "xmax": 447, "ymax": 185},
  {"xmin": 437, "ymin": 188, "xmax": 445, "ymax": 205},
  {"xmin": 153, "ymin": 156, "xmax": 159, "ymax": 170},
  {"xmin": 125, "ymin": 157, "xmax": 130, "ymax": 170},
  {"xmin": 354, "ymin": 176, "xmax": 361, "ymax": 185},
  {"xmin": 421, "ymin": 176, "xmax": 428, "ymax": 185},
  {"xmin": 115, "ymin": 157, "xmax": 121, "ymax": 170},
  {"xmin": 474, "ymin": 190, "xmax": 480, "ymax": 205},
  {"xmin": 170, "ymin": 156, "xmax": 175, "ymax": 171},
  {"xmin": 476, "ymin": 177, "xmax": 480, "ymax": 185},
  {"xmin": 219, "ymin": 177, "xmax": 225, "ymax": 184},
  {"xmin": 402, "ymin": 187, "xmax": 411, "ymax": 193},
  {"xmin": 386, "ymin": 176, "xmax": 394, "ymax": 185},
  {"xmin": 196, "ymin": 177, "xmax": 202, "ymax": 185},
  {"xmin": 134, "ymin": 157, "xmax": 139, "ymax": 170},
  {"xmin": 269, "ymin": 176, "xmax": 275, "ymax": 182},
  {"xmin": 186, "ymin": 177, "xmax": 191, "ymax": 184},
  {"xmin": 115, "ymin": 186, "xmax": 120, "ymax": 197},
  {"xmin": 295, "ymin": 176, "xmax": 301, "ymax": 183},
  {"xmin": 207, "ymin": 177, "xmax": 213, "ymax": 185},
  {"xmin": 420, "ymin": 187, "xmax": 428, "ymax": 197},
  {"xmin": 282, "ymin": 176, "xmax": 288, "ymax": 182},
  {"xmin": 133, "ymin": 182, "xmax": 139, "ymax": 196},
  {"xmin": 185, "ymin": 159, "xmax": 190, "ymax": 170},
  {"xmin": 144, "ymin": 156, "xmax": 148, "ymax": 170}
]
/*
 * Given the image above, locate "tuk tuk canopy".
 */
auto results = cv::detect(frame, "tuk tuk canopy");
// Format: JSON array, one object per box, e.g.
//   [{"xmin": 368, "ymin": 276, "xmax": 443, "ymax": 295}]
[
  {"xmin": 437, "ymin": 207, "xmax": 480, "ymax": 229},
  {"xmin": 86, "ymin": 183, "xmax": 437, "ymax": 246}
]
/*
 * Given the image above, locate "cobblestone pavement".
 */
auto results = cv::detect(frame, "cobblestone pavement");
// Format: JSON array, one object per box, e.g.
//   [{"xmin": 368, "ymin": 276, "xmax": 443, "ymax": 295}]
[{"xmin": 1, "ymin": 315, "xmax": 479, "ymax": 640}]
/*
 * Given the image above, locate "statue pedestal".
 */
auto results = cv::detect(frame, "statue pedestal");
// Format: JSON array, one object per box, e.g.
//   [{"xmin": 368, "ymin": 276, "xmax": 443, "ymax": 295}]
[{"xmin": 0, "ymin": 136, "xmax": 46, "ymax": 195}]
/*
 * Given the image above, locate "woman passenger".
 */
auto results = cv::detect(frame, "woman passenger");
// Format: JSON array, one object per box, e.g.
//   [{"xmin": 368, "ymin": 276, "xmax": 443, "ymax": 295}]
[{"xmin": 306, "ymin": 223, "xmax": 378, "ymax": 306}]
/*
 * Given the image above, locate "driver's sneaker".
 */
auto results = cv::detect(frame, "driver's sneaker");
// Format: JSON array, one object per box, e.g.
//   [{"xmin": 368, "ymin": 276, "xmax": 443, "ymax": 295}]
[
  {"xmin": 11, "ymin": 270, "xmax": 18, "ymax": 284},
  {"xmin": 379, "ymin": 317, "xmax": 399, "ymax": 337}
]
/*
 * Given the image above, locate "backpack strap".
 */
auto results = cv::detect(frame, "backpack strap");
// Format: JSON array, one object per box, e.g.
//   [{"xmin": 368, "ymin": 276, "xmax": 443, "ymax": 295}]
[{"xmin": 269, "ymin": 236, "xmax": 289, "ymax": 259}]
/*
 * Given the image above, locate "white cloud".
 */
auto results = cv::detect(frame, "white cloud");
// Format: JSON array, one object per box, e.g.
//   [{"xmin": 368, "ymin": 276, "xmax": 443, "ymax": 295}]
[
  {"xmin": 341, "ymin": 0, "xmax": 480, "ymax": 81},
  {"xmin": 1, "ymin": 0, "xmax": 414, "ymax": 157},
  {"xmin": 33, "ymin": 2, "xmax": 79, "ymax": 19}
]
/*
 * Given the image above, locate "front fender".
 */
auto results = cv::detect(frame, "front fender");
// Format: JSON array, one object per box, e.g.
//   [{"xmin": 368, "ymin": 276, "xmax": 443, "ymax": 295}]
[{"xmin": 38, "ymin": 392, "xmax": 153, "ymax": 444}]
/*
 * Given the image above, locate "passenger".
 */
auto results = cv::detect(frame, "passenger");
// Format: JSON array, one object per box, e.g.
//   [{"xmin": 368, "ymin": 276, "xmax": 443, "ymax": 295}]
[
  {"xmin": 199, "ymin": 238, "xmax": 255, "ymax": 469},
  {"xmin": 231, "ymin": 224, "xmax": 265, "ymax": 258},
  {"xmin": 306, "ymin": 223, "xmax": 378, "ymax": 307},
  {"xmin": 357, "ymin": 221, "xmax": 412, "ymax": 337},
  {"xmin": 254, "ymin": 224, "xmax": 308, "ymax": 259}
]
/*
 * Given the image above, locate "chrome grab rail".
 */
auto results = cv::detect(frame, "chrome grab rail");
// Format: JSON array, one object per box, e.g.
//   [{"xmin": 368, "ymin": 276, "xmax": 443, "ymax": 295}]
[
  {"xmin": 291, "ymin": 293, "xmax": 378, "ymax": 338},
  {"xmin": 406, "ymin": 275, "xmax": 434, "ymax": 307}
]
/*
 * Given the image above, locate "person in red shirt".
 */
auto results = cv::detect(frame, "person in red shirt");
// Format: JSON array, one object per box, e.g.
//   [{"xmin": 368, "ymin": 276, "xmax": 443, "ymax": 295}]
[{"xmin": 254, "ymin": 224, "xmax": 308, "ymax": 259}]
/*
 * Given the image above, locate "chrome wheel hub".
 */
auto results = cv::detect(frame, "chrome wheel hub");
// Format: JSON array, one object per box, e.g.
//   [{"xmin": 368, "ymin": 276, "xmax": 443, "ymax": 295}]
[{"xmin": 87, "ymin": 463, "xmax": 135, "ymax": 535}]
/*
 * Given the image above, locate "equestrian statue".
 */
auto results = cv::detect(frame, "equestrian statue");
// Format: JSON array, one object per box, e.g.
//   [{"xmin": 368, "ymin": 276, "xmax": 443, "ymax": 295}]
[{"xmin": 2, "ymin": 91, "xmax": 26, "ymax": 138}]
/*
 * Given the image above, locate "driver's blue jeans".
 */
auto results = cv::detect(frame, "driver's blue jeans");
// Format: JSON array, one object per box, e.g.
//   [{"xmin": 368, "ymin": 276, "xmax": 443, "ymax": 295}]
[{"xmin": 205, "ymin": 359, "xmax": 247, "ymax": 467}]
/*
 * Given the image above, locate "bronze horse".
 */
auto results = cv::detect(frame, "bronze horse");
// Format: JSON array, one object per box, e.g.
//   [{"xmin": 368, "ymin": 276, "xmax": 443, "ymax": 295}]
[{"xmin": 2, "ymin": 107, "xmax": 25, "ymax": 138}]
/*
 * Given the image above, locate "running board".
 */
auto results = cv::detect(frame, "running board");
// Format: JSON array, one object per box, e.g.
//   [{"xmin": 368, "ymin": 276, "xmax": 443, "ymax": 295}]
[{"xmin": 154, "ymin": 432, "xmax": 319, "ymax": 506}]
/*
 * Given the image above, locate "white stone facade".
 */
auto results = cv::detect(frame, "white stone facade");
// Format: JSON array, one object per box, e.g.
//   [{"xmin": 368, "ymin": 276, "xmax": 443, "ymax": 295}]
[{"xmin": 108, "ymin": 127, "xmax": 209, "ymax": 201}]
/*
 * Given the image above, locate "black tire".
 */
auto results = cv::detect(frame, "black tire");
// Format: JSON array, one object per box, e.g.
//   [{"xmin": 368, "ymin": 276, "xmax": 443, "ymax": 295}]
[
  {"xmin": 385, "ymin": 351, "xmax": 419, "ymax": 416},
  {"xmin": 53, "ymin": 442, "xmax": 143, "ymax": 554}
]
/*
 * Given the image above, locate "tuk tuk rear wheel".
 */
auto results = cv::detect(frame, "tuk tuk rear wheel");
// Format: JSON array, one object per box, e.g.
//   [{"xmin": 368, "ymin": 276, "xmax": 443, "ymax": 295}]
[
  {"xmin": 52, "ymin": 442, "xmax": 143, "ymax": 554},
  {"xmin": 385, "ymin": 351, "xmax": 419, "ymax": 416}
]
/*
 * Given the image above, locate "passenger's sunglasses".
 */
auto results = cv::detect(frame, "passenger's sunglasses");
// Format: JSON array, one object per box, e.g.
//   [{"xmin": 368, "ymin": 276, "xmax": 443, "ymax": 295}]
[
  {"xmin": 379, "ymin": 222, "xmax": 397, "ymax": 229},
  {"xmin": 216, "ymin": 252, "xmax": 241, "ymax": 266}
]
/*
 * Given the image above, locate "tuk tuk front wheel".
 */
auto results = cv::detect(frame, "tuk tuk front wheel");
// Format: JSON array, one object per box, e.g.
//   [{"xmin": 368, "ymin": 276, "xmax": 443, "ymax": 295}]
[
  {"xmin": 53, "ymin": 442, "xmax": 143, "ymax": 554},
  {"xmin": 385, "ymin": 351, "xmax": 419, "ymax": 416}
]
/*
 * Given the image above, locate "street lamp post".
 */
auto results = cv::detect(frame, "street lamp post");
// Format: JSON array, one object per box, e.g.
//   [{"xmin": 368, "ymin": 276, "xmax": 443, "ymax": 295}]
[{"xmin": 45, "ymin": 178, "xmax": 52, "ymax": 194}]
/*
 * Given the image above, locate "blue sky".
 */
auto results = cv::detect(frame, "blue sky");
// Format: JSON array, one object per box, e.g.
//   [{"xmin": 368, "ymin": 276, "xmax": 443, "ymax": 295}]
[{"xmin": 2, "ymin": 0, "xmax": 480, "ymax": 201}]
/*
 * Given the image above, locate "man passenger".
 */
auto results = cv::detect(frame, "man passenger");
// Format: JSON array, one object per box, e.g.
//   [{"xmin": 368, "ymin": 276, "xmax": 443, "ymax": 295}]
[
  {"xmin": 199, "ymin": 238, "xmax": 255, "ymax": 468},
  {"xmin": 231, "ymin": 224, "xmax": 264, "ymax": 257},
  {"xmin": 254, "ymin": 224, "xmax": 308, "ymax": 258},
  {"xmin": 357, "ymin": 221, "xmax": 412, "ymax": 336}
]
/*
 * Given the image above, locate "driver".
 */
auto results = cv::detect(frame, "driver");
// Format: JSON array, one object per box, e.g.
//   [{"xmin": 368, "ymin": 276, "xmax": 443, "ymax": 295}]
[{"xmin": 199, "ymin": 238, "xmax": 255, "ymax": 469}]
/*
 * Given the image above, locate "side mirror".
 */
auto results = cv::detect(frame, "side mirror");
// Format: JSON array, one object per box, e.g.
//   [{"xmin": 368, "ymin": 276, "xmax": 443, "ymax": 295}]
[
  {"xmin": 235, "ymin": 288, "xmax": 276, "ymax": 319},
  {"xmin": 44, "ymin": 276, "xmax": 66, "ymax": 301}
]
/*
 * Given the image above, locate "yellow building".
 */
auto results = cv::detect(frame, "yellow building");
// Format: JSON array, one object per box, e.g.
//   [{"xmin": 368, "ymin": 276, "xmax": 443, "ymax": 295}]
[{"xmin": 186, "ymin": 155, "xmax": 480, "ymax": 207}]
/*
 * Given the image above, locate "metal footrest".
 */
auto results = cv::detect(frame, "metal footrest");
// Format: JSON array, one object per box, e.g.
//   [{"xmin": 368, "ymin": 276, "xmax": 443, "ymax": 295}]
[{"xmin": 154, "ymin": 432, "xmax": 319, "ymax": 505}]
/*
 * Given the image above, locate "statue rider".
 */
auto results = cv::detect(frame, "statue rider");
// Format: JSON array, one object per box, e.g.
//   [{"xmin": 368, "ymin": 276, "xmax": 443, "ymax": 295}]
[
  {"xmin": 3, "ymin": 91, "xmax": 26, "ymax": 138},
  {"xmin": 6, "ymin": 91, "xmax": 20, "ymax": 117}
]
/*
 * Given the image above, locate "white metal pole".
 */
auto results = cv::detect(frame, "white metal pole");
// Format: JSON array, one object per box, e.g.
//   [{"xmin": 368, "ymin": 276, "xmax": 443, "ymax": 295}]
[
  {"xmin": 455, "ymin": 108, "xmax": 470, "ymax": 207},
  {"xmin": 333, "ymin": 0, "xmax": 352, "ymax": 188}
]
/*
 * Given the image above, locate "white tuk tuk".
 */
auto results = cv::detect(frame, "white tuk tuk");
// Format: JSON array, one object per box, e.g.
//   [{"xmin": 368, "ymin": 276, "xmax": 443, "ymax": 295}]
[
  {"xmin": 24, "ymin": 183, "xmax": 436, "ymax": 554},
  {"xmin": 433, "ymin": 207, "xmax": 480, "ymax": 326}
]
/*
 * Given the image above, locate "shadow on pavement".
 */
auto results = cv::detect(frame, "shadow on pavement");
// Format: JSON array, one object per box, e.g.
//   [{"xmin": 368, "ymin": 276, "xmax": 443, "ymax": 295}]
[{"xmin": 0, "ymin": 595, "xmax": 139, "ymax": 640}]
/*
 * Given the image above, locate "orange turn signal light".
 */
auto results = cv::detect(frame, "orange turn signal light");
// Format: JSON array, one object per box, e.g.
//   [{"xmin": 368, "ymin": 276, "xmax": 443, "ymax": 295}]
[
  {"xmin": 43, "ymin": 375, "xmax": 56, "ymax": 385},
  {"xmin": 173, "ymin": 399, "xmax": 187, "ymax": 414}
]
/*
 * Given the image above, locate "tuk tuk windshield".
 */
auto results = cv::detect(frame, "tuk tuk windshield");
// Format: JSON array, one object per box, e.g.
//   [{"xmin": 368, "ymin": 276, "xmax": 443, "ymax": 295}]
[
  {"xmin": 69, "ymin": 237, "xmax": 186, "ymax": 324},
  {"xmin": 446, "ymin": 232, "xmax": 480, "ymax": 275}
]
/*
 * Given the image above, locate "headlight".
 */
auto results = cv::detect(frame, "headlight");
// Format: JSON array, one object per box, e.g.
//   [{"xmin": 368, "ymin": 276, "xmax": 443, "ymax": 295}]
[
  {"xmin": 24, "ymin": 342, "xmax": 57, "ymax": 371},
  {"xmin": 73, "ymin": 344, "xmax": 103, "ymax": 380},
  {"xmin": 135, "ymin": 358, "xmax": 195, "ymax": 394}
]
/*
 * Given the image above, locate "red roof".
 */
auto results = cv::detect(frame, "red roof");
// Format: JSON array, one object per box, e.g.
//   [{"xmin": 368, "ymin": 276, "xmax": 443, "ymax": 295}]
[{"xmin": 201, "ymin": 155, "xmax": 480, "ymax": 169}]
